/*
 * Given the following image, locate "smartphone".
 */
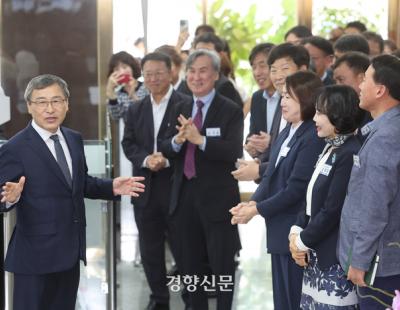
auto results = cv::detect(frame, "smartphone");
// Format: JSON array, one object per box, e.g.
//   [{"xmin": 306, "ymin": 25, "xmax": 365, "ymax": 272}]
[
  {"xmin": 180, "ymin": 19, "xmax": 189, "ymax": 32},
  {"xmin": 117, "ymin": 74, "xmax": 131, "ymax": 85}
]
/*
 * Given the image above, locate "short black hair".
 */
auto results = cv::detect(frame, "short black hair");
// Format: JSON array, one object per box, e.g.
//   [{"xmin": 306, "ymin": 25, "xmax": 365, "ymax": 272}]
[
  {"xmin": 345, "ymin": 21, "xmax": 367, "ymax": 33},
  {"xmin": 316, "ymin": 85, "xmax": 365, "ymax": 134},
  {"xmin": 334, "ymin": 34, "xmax": 370, "ymax": 55},
  {"xmin": 286, "ymin": 71, "xmax": 323, "ymax": 121},
  {"xmin": 284, "ymin": 25, "xmax": 312, "ymax": 40},
  {"xmin": 108, "ymin": 51, "xmax": 141, "ymax": 78},
  {"xmin": 249, "ymin": 43, "xmax": 275, "ymax": 65},
  {"xmin": 194, "ymin": 24, "xmax": 215, "ymax": 37},
  {"xmin": 302, "ymin": 36, "xmax": 334, "ymax": 56},
  {"xmin": 193, "ymin": 33, "xmax": 224, "ymax": 53},
  {"xmin": 332, "ymin": 52, "xmax": 370, "ymax": 75},
  {"xmin": 267, "ymin": 43, "xmax": 310, "ymax": 69},
  {"xmin": 371, "ymin": 54, "xmax": 400, "ymax": 101},
  {"xmin": 362, "ymin": 31, "xmax": 384, "ymax": 54},
  {"xmin": 141, "ymin": 52, "xmax": 172, "ymax": 71}
]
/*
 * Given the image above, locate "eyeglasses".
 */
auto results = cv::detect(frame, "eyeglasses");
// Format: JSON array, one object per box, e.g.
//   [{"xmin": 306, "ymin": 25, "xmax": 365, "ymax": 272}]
[
  {"xmin": 30, "ymin": 98, "xmax": 67, "ymax": 109},
  {"xmin": 143, "ymin": 71, "xmax": 167, "ymax": 79}
]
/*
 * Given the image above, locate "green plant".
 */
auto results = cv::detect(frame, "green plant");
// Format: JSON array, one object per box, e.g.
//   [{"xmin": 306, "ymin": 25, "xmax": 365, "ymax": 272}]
[{"xmin": 206, "ymin": 0, "xmax": 296, "ymax": 93}]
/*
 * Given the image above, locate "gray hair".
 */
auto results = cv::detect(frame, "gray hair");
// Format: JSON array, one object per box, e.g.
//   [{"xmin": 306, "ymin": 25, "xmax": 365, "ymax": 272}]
[
  {"xmin": 186, "ymin": 49, "xmax": 221, "ymax": 73},
  {"xmin": 24, "ymin": 74, "xmax": 70, "ymax": 102}
]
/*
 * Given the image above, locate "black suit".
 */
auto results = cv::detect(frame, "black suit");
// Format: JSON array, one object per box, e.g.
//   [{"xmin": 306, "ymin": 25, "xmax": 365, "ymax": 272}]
[
  {"xmin": 322, "ymin": 69, "xmax": 335, "ymax": 86},
  {"xmin": 294, "ymin": 136, "xmax": 361, "ymax": 269},
  {"xmin": 161, "ymin": 92, "xmax": 243, "ymax": 310},
  {"xmin": 122, "ymin": 90, "xmax": 191, "ymax": 306},
  {"xmin": 177, "ymin": 74, "xmax": 243, "ymax": 108},
  {"xmin": 0, "ymin": 124, "xmax": 114, "ymax": 310},
  {"xmin": 247, "ymin": 89, "xmax": 282, "ymax": 177}
]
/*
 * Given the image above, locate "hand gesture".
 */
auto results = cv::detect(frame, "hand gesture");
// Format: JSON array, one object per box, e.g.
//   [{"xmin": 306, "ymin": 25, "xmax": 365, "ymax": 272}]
[
  {"xmin": 347, "ymin": 266, "xmax": 367, "ymax": 287},
  {"xmin": 146, "ymin": 152, "xmax": 167, "ymax": 172},
  {"xmin": 229, "ymin": 201, "xmax": 258, "ymax": 225},
  {"xmin": 289, "ymin": 234, "xmax": 308, "ymax": 267},
  {"xmin": 231, "ymin": 159, "xmax": 260, "ymax": 181},
  {"xmin": 247, "ymin": 131, "xmax": 271, "ymax": 154},
  {"xmin": 106, "ymin": 72, "xmax": 120, "ymax": 100},
  {"xmin": 1, "ymin": 176, "xmax": 26, "ymax": 203},
  {"xmin": 113, "ymin": 176, "xmax": 145, "ymax": 197}
]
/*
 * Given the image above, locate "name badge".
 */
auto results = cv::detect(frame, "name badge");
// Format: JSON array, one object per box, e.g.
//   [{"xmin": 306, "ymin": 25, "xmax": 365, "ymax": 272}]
[
  {"xmin": 320, "ymin": 164, "xmax": 332, "ymax": 176},
  {"xmin": 353, "ymin": 155, "xmax": 360, "ymax": 168},
  {"xmin": 206, "ymin": 127, "xmax": 221, "ymax": 137},
  {"xmin": 280, "ymin": 146, "xmax": 290, "ymax": 157}
]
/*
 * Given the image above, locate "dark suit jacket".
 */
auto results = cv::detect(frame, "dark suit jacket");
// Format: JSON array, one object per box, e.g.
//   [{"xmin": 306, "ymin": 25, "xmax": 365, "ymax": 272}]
[
  {"xmin": 294, "ymin": 136, "xmax": 361, "ymax": 269},
  {"xmin": 251, "ymin": 120, "xmax": 325, "ymax": 254},
  {"xmin": 322, "ymin": 69, "xmax": 335, "ymax": 86},
  {"xmin": 247, "ymin": 90, "xmax": 282, "ymax": 177},
  {"xmin": 121, "ymin": 90, "xmax": 191, "ymax": 208},
  {"xmin": 177, "ymin": 74, "xmax": 243, "ymax": 108},
  {"xmin": 0, "ymin": 124, "xmax": 114, "ymax": 275},
  {"xmin": 161, "ymin": 93, "xmax": 243, "ymax": 221}
]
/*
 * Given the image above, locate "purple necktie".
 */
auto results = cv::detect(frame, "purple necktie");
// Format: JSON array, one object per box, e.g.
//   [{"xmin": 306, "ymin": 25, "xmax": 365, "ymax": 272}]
[{"xmin": 184, "ymin": 100, "xmax": 204, "ymax": 179}]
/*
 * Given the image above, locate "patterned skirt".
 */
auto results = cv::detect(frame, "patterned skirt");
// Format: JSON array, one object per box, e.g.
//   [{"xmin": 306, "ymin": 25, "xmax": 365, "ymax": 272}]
[{"xmin": 300, "ymin": 251, "xmax": 359, "ymax": 310}]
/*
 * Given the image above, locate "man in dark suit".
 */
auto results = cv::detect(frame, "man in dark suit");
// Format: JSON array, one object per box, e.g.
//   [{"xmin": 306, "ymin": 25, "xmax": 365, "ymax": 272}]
[
  {"xmin": 177, "ymin": 32, "xmax": 244, "ymax": 109},
  {"xmin": 161, "ymin": 49, "xmax": 243, "ymax": 310},
  {"xmin": 122, "ymin": 52, "xmax": 191, "ymax": 310},
  {"xmin": 232, "ymin": 43, "xmax": 309, "ymax": 181},
  {"xmin": 0, "ymin": 74, "xmax": 145, "ymax": 310}
]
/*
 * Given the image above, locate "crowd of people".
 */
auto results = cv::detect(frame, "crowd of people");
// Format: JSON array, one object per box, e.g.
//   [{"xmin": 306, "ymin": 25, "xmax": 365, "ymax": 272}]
[
  {"xmin": 104, "ymin": 21, "xmax": 400, "ymax": 310},
  {"xmin": 1, "ymin": 20, "xmax": 400, "ymax": 310}
]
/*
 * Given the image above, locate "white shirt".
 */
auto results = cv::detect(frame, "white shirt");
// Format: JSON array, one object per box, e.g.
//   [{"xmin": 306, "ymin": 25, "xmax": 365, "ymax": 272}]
[
  {"xmin": 150, "ymin": 85, "xmax": 173, "ymax": 152},
  {"xmin": 32, "ymin": 119, "xmax": 73, "ymax": 177}
]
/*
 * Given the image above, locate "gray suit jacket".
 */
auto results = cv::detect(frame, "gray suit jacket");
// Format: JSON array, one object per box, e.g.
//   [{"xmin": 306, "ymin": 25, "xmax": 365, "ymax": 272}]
[{"xmin": 338, "ymin": 105, "xmax": 400, "ymax": 277}]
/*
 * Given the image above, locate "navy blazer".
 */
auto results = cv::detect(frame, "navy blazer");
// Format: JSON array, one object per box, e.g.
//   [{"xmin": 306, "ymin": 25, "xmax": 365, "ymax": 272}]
[
  {"xmin": 161, "ymin": 93, "xmax": 243, "ymax": 221},
  {"xmin": 294, "ymin": 136, "xmax": 361, "ymax": 269},
  {"xmin": 0, "ymin": 124, "xmax": 114, "ymax": 275},
  {"xmin": 121, "ymin": 90, "xmax": 191, "ymax": 208},
  {"xmin": 251, "ymin": 120, "xmax": 325, "ymax": 254}
]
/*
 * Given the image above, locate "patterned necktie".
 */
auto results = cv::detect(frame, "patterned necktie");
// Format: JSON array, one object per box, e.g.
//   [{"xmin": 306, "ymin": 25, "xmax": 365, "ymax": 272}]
[
  {"xmin": 50, "ymin": 134, "xmax": 72, "ymax": 187},
  {"xmin": 183, "ymin": 100, "xmax": 204, "ymax": 179}
]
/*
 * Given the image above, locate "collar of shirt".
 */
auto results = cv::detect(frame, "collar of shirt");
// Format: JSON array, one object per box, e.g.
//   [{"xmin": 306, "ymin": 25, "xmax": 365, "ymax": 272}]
[
  {"xmin": 361, "ymin": 105, "xmax": 400, "ymax": 136},
  {"xmin": 321, "ymin": 70, "xmax": 328, "ymax": 81},
  {"xmin": 150, "ymin": 85, "xmax": 173, "ymax": 107},
  {"xmin": 173, "ymin": 78, "xmax": 183, "ymax": 90},
  {"xmin": 192, "ymin": 88, "xmax": 216, "ymax": 119},
  {"xmin": 262, "ymin": 89, "xmax": 279, "ymax": 101},
  {"xmin": 31, "ymin": 119, "xmax": 64, "ymax": 143}
]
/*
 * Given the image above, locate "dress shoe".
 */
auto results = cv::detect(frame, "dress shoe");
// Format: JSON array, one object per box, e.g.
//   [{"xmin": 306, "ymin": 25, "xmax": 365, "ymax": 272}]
[{"xmin": 145, "ymin": 299, "xmax": 169, "ymax": 310}]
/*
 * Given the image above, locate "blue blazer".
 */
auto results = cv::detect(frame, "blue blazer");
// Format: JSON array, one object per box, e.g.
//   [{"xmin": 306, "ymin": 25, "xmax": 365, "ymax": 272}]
[
  {"xmin": 295, "ymin": 136, "xmax": 361, "ymax": 269},
  {"xmin": 252, "ymin": 120, "xmax": 325, "ymax": 254},
  {"xmin": 0, "ymin": 124, "xmax": 115, "ymax": 275}
]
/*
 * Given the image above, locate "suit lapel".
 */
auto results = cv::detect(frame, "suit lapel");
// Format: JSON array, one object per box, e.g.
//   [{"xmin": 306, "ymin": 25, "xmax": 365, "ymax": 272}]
[
  {"xmin": 26, "ymin": 125, "xmax": 71, "ymax": 190},
  {"xmin": 143, "ymin": 97, "xmax": 155, "ymax": 150},
  {"xmin": 158, "ymin": 91, "xmax": 177, "ymax": 138},
  {"xmin": 268, "ymin": 125, "xmax": 290, "ymax": 175},
  {"xmin": 202, "ymin": 95, "xmax": 222, "ymax": 133}
]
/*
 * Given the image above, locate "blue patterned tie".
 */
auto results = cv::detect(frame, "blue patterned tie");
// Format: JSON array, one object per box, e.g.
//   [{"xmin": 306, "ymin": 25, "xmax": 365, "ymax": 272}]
[
  {"xmin": 50, "ymin": 135, "xmax": 72, "ymax": 187},
  {"xmin": 183, "ymin": 100, "xmax": 204, "ymax": 179}
]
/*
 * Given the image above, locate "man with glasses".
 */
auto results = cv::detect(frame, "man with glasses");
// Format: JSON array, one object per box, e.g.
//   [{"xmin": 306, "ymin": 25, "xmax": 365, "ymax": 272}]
[
  {"xmin": 0, "ymin": 74, "xmax": 145, "ymax": 310},
  {"xmin": 122, "ymin": 52, "xmax": 191, "ymax": 310}
]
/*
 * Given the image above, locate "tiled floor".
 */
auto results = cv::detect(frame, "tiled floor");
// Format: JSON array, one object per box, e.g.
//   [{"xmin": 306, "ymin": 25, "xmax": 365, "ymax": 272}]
[{"xmin": 116, "ymin": 215, "xmax": 274, "ymax": 310}]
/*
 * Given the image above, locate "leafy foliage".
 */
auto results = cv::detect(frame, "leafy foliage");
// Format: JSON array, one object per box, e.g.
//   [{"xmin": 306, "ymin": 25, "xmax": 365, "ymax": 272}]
[{"xmin": 206, "ymin": 0, "xmax": 296, "ymax": 92}]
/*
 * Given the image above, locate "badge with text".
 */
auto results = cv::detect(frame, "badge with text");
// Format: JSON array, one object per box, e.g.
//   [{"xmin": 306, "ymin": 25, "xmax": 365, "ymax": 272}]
[
  {"xmin": 320, "ymin": 164, "xmax": 332, "ymax": 176},
  {"xmin": 353, "ymin": 155, "xmax": 360, "ymax": 168},
  {"xmin": 206, "ymin": 127, "xmax": 221, "ymax": 137}
]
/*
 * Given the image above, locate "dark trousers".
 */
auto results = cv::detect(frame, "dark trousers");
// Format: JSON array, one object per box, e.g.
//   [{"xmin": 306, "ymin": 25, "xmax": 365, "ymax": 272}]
[
  {"xmin": 271, "ymin": 253, "xmax": 303, "ymax": 310},
  {"xmin": 13, "ymin": 262, "xmax": 80, "ymax": 310},
  {"xmin": 134, "ymin": 175, "xmax": 171, "ymax": 305},
  {"xmin": 358, "ymin": 274, "xmax": 400, "ymax": 309},
  {"xmin": 170, "ymin": 179, "xmax": 241, "ymax": 310}
]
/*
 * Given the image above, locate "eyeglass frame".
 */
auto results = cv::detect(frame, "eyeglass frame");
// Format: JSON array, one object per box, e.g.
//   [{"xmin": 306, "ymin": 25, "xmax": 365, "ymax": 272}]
[{"xmin": 29, "ymin": 97, "xmax": 68, "ymax": 109}]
